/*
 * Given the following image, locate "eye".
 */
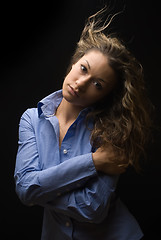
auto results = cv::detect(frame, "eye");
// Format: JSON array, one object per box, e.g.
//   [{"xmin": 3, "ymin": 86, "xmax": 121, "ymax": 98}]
[
  {"xmin": 80, "ymin": 64, "xmax": 87, "ymax": 73},
  {"xmin": 93, "ymin": 80, "xmax": 103, "ymax": 90}
]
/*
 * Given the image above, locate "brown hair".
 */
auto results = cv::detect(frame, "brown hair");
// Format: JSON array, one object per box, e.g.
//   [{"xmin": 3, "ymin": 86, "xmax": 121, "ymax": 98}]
[{"xmin": 67, "ymin": 8, "xmax": 153, "ymax": 172}]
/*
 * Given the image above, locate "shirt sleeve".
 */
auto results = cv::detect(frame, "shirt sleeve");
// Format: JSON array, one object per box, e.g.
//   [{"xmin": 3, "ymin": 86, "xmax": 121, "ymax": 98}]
[
  {"xmin": 44, "ymin": 173, "xmax": 118, "ymax": 224},
  {"xmin": 14, "ymin": 109, "xmax": 97, "ymax": 206}
]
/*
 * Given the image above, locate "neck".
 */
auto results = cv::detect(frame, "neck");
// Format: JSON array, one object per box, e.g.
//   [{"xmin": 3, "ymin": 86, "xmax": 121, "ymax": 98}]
[{"xmin": 56, "ymin": 98, "xmax": 84, "ymax": 123}]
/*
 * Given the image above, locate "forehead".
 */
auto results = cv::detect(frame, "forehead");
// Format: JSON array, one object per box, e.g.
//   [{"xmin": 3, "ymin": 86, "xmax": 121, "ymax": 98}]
[{"xmin": 82, "ymin": 50, "xmax": 107, "ymax": 63}]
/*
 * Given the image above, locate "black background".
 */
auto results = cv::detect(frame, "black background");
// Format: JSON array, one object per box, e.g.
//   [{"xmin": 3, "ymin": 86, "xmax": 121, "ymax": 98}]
[{"xmin": 1, "ymin": 0, "xmax": 161, "ymax": 239}]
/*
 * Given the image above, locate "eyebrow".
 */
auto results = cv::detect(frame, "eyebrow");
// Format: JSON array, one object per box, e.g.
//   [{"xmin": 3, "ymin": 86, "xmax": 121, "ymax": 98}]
[
  {"xmin": 85, "ymin": 59, "xmax": 106, "ymax": 83},
  {"xmin": 85, "ymin": 59, "xmax": 91, "ymax": 69}
]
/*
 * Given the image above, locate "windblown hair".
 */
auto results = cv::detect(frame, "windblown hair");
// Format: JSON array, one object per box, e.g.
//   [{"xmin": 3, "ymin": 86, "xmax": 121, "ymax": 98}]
[{"xmin": 67, "ymin": 8, "xmax": 153, "ymax": 172}]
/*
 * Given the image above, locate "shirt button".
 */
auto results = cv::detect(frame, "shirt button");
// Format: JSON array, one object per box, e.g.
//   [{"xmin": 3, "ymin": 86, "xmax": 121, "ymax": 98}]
[
  {"xmin": 63, "ymin": 149, "xmax": 68, "ymax": 154},
  {"xmin": 65, "ymin": 222, "xmax": 70, "ymax": 227}
]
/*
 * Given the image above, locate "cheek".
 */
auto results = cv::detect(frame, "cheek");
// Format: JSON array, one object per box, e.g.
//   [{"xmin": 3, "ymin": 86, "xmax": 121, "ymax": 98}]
[
  {"xmin": 64, "ymin": 72, "xmax": 71, "ymax": 83},
  {"xmin": 63, "ymin": 69, "xmax": 77, "ymax": 85},
  {"xmin": 82, "ymin": 91, "xmax": 104, "ymax": 105},
  {"xmin": 63, "ymin": 73, "xmax": 72, "ymax": 90},
  {"xmin": 86, "ymin": 87, "xmax": 112, "ymax": 105}
]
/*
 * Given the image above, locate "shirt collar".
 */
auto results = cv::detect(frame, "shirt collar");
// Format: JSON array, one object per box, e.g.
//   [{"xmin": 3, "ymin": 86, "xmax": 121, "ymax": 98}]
[
  {"xmin": 37, "ymin": 90, "xmax": 63, "ymax": 118},
  {"xmin": 37, "ymin": 89, "xmax": 93, "ymax": 118}
]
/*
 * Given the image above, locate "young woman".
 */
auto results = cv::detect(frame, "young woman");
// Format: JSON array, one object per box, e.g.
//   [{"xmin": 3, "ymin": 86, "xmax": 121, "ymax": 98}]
[{"xmin": 14, "ymin": 8, "xmax": 152, "ymax": 240}]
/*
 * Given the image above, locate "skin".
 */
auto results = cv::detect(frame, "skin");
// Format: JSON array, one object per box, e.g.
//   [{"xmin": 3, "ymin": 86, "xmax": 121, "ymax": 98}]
[
  {"xmin": 62, "ymin": 49, "xmax": 117, "ymax": 110},
  {"xmin": 56, "ymin": 50, "xmax": 126, "ymax": 175}
]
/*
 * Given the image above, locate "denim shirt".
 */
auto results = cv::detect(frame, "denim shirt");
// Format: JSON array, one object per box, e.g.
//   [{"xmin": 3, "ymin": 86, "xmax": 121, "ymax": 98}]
[{"xmin": 14, "ymin": 90, "xmax": 143, "ymax": 240}]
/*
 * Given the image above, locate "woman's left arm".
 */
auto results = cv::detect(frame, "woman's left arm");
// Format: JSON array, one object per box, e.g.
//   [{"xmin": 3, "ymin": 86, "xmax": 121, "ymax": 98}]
[{"xmin": 45, "ymin": 173, "xmax": 118, "ymax": 224}]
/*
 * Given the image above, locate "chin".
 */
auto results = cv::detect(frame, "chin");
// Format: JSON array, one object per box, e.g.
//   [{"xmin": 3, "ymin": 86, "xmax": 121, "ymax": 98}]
[{"xmin": 62, "ymin": 89, "xmax": 72, "ymax": 101}]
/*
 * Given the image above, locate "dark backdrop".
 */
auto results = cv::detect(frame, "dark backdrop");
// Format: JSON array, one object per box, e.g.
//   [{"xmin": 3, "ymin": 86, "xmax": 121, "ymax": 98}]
[{"xmin": 1, "ymin": 0, "xmax": 161, "ymax": 239}]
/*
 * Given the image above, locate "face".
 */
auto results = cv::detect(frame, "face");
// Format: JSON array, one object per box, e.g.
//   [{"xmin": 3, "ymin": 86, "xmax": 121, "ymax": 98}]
[{"xmin": 62, "ymin": 50, "xmax": 117, "ymax": 109}]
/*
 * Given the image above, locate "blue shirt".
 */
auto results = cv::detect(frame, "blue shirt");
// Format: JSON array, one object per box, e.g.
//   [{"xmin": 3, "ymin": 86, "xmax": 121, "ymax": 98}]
[{"xmin": 14, "ymin": 90, "xmax": 143, "ymax": 240}]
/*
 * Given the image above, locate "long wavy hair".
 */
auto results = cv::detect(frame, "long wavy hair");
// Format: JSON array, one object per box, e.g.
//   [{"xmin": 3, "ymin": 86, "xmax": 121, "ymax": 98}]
[{"xmin": 66, "ymin": 8, "xmax": 153, "ymax": 172}]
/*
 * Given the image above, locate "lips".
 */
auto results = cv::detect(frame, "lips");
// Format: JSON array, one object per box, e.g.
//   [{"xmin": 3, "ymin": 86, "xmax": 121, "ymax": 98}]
[{"xmin": 68, "ymin": 85, "xmax": 79, "ymax": 97}]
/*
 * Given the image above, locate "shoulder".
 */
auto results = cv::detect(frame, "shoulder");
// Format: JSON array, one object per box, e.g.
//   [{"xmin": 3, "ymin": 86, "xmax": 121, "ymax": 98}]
[
  {"xmin": 19, "ymin": 108, "xmax": 39, "ymax": 128},
  {"xmin": 21, "ymin": 108, "xmax": 38, "ymax": 120}
]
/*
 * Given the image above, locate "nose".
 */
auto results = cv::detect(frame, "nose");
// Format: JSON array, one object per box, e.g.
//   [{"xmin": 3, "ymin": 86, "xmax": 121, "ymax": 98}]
[{"xmin": 75, "ymin": 76, "xmax": 91, "ymax": 92}]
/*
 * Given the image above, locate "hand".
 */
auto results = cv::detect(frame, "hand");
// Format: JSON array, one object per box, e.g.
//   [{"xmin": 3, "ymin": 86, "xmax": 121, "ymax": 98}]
[{"xmin": 92, "ymin": 145, "xmax": 129, "ymax": 175}]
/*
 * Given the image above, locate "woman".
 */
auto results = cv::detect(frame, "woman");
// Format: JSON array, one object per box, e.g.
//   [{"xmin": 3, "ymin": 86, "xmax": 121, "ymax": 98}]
[{"xmin": 14, "ymin": 8, "xmax": 152, "ymax": 240}]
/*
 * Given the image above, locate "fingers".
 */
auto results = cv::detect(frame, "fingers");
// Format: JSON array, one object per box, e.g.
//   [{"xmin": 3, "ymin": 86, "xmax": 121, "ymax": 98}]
[{"xmin": 93, "ymin": 145, "xmax": 129, "ymax": 175}]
